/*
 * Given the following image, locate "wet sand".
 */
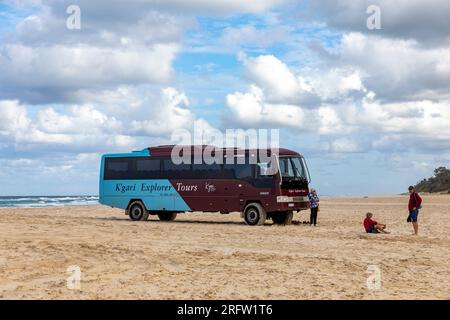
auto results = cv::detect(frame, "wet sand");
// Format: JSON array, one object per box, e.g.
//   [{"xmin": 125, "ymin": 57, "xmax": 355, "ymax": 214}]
[{"xmin": 0, "ymin": 195, "xmax": 449, "ymax": 299}]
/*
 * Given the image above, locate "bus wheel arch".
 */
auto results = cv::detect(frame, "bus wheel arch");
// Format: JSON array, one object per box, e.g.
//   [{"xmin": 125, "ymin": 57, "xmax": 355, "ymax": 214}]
[
  {"xmin": 127, "ymin": 200, "xmax": 149, "ymax": 221},
  {"xmin": 241, "ymin": 200, "xmax": 265, "ymax": 217},
  {"xmin": 157, "ymin": 212, "xmax": 177, "ymax": 221},
  {"xmin": 271, "ymin": 211, "xmax": 294, "ymax": 225},
  {"xmin": 243, "ymin": 202, "xmax": 267, "ymax": 226}
]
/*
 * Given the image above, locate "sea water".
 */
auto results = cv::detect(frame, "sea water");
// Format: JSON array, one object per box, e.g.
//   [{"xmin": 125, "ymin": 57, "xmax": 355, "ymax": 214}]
[{"xmin": 0, "ymin": 195, "xmax": 99, "ymax": 208}]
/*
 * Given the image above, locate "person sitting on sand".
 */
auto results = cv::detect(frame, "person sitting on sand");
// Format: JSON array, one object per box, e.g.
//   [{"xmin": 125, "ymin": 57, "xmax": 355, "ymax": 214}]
[{"xmin": 363, "ymin": 212, "xmax": 389, "ymax": 234}]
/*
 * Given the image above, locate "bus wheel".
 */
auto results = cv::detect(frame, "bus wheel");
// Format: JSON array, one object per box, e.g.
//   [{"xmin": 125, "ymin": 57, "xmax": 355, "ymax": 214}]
[
  {"xmin": 128, "ymin": 201, "xmax": 149, "ymax": 221},
  {"xmin": 158, "ymin": 212, "xmax": 177, "ymax": 221},
  {"xmin": 272, "ymin": 211, "xmax": 293, "ymax": 225},
  {"xmin": 244, "ymin": 203, "xmax": 266, "ymax": 226}
]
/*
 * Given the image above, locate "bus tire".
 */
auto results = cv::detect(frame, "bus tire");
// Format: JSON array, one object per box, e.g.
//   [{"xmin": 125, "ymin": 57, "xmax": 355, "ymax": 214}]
[
  {"xmin": 272, "ymin": 211, "xmax": 293, "ymax": 225},
  {"xmin": 158, "ymin": 212, "xmax": 177, "ymax": 221},
  {"xmin": 244, "ymin": 203, "xmax": 266, "ymax": 226},
  {"xmin": 128, "ymin": 201, "xmax": 149, "ymax": 221}
]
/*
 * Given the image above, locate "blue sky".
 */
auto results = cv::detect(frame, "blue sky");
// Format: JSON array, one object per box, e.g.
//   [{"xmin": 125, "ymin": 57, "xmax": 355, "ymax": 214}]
[{"xmin": 0, "ymin": 0, "xmax": 449, "ymax": 196}]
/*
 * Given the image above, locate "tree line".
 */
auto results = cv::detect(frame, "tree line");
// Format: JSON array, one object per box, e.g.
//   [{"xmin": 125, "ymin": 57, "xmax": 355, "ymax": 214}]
[{"xmin": 415, "ymin": 167, "xmax": 450, "ymax": 193}]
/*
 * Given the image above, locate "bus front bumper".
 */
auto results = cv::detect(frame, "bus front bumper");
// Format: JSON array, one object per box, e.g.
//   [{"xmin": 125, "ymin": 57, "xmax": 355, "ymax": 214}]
[
  {"xmin": 276, "ymin": 196, "xmax": 309, "ymax": 203},
  {"xmin": 276, "ymin": 196, "xmax": 309, "ymax": 211}
]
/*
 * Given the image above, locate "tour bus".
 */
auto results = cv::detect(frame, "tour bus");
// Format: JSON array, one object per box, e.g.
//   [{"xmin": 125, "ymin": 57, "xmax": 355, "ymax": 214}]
[{"xmin": 99, "ymin": 145, "xmax": 311, "ymax": 225}]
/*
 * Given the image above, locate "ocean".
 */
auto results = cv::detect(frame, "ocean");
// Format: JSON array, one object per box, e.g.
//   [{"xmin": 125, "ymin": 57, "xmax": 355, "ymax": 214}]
[{"xmin": 0, "ymin": 196, "xmax": 99, "ymax": 208}]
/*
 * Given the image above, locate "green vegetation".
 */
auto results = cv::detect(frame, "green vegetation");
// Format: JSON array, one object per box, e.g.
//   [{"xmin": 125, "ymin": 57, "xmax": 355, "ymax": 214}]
[{"xmin": 415, "ymin": 167, "xmax": 450, "ymax": 193}]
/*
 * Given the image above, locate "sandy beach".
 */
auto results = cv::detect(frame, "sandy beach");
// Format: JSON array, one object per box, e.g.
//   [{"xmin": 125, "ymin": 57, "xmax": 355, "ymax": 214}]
[{"xmin": 0, "ymin": 195, "xmax": 449, "ymax": 300}]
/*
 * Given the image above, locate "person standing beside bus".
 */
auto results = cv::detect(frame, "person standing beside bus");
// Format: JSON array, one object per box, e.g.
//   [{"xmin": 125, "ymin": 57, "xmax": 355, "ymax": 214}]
[
  {"xmin": 407, "ymin": 186, "xmax": 422, "ymax": 235},
  {"xmin": 308, "ymin": 188, "xmax": 320, "ymax": 226}
]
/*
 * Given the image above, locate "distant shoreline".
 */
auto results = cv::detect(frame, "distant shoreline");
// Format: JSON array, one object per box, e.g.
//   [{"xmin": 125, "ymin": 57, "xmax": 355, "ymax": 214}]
[
  {"xmin": 0, "ymin": 195, "xmax": 98, "ymax": 198},
  {"xmin": 1, "ymin": 193, "xmax": 449, "ymax": 209},
  {"xmin": 399, "ymin": 191, "xmax": 450, "ymax": 195}
]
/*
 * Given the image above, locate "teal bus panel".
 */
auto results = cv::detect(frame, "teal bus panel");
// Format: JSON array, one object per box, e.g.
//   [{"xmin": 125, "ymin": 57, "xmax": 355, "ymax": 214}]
[{"xmin": 100, "ymin": 179, "xmax": 191, "ymax": 211}]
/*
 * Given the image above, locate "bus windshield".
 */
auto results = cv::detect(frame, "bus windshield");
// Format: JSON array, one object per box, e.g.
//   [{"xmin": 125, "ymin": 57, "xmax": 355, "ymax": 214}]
[{"xmin": 279, "ymin": 157, "xmax": 307, "ymax": 180}]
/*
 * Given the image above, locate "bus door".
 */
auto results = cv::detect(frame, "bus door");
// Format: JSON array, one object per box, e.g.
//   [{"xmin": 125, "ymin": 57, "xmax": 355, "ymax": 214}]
[
  {"xmin": 254, "ymin": 155, "xmax": 278, "ymax": 208},
  {"xmin": 188, "ymin": 162, "xmax": 229, "ymax": 212},
  {"xmin": 222, "ymin": 159, "xmax": 254, "ymax": 212}
]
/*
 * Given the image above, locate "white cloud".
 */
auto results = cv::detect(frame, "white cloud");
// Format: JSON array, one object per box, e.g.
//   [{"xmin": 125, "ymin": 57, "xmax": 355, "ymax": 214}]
[
  {"xmin": 1, "ymin": 0, "xmax": 283, "ymax": 105},
  {"xmin": 131, "ymin": 87, "xmax": 194, "ymax": 136},
  {"xmin": 0, "ymin": 100, "xmax": 31, "ymax": 135},
  {"xmin": 0, "ymin": 1, "xmax": 200, "ymax": 104},
  {"xmin": 225, "ymin": 54, "xmax": 367, "ymax": 132},
  {"xmin": 154, "ymin": 0, "xmax": 282, "ymax": 15},
  {"xmin": 225, "ymin": 52, "xmax": 450, "ymax": 155},
  {"xmin": 3, "ymin": 101, "xmax": 131, "ymax": 147},
  {"xmin": 239, "ymin": 53, "xmax": 367, "ymax": 106},
  {"xmin": 360, "ymin": 99, "xmax": 450, "ymax": 140},
  {"xmin": 36, "ymin": 105, "xmax": 122, "ymax": 134},
  {"xmin": 317, "ymin": 106, "xmax": 346, "ymax": 134},
  {"xmin": 306, "ymin": 68, "xmax": 366, "ymax": 101},
  {"xmin": 0, "ymin": 86, "xmax": 213, "ymax": 150},
  {"xmin": 241, "ymin": 54, "xmax": 302, "ymax": 103},
  {"xmin": 309, "ymin": 0, "xmax": 450, "ymax": 46},
  {"xmin": 328, "ymin": 138, "xmax": 363, "ymax": 153},
  {"xmin": 0, "ymin": 43, "xmax": 179, "ymax": 103},
  {"xmin": 334, "ymin": 32, "xmax": 450, "ymax": 101},
  {"xmin": 219, "ymin": 25, "xmax": 289, "ymax": 50},
  {"xmin": 226, "ymin": 85, "xmax": 305, "ymax": 128},
  {"xmin": 69, "ymin": 86, "xmax": 146, "ymax": 115}
]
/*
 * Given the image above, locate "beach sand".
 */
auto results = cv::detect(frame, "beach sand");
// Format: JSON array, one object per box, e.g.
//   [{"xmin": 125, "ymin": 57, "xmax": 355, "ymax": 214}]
[{"xmin": 0, "ymin": 195, "xmax": 449, "ymax": 299}]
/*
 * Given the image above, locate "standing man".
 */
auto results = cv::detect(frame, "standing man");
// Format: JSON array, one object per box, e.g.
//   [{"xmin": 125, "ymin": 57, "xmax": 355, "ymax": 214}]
[
  {"xmin": 308, "ymin": 188, "xmax": 320, "ymax": 226},
  {"xmin": 407, "ymin": 186, "xmax": 422, "ymax": 235}
]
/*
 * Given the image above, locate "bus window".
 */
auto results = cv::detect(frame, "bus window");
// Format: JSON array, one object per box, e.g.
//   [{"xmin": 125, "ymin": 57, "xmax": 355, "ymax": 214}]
[
  {"xmin": 301, "ymin": 156, "xmax": 311, "ymax": 183},
  {"xmin": 235, "ymin": 164, "xmax": 252, "ymax": 180},
  {"xmin": 279, "ymin": 158, "xmax": 294, "ymax": 178},
  {"xmin": 192, "ymin": 163, "xmax": 222, "ymax": 179},
  {"xmin": 256, "ymin": 160, "xmax": 277, "ymax": 177},
  {"xmin": 163, "ymin": 159, "xmax": 192, "ymax": 179},
  {"xmin": 290, "ymin": 157, "xmax": 306, "ymax": 179},
  {"xmin": 223, "ymin": 163, "xmax": 252, "ymax": 180},
  {"xmin": 136, "ymin": 159, "xmax": 161, "ymax": 179},
  {"xmin": 104, "ymin": 158, "xmax": 130, "ymax": 180}
]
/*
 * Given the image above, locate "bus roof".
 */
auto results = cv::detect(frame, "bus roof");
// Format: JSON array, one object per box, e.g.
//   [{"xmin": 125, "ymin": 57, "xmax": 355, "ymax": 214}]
[{"xmin": 147, "ymin": 145, "xmax": 301, "ymax": 157}]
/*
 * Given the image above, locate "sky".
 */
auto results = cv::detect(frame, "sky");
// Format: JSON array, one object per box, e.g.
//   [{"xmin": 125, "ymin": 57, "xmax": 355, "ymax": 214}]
[{"xmin": 0, "ymin": 0, "xmax": 449, "ymax": 196}]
